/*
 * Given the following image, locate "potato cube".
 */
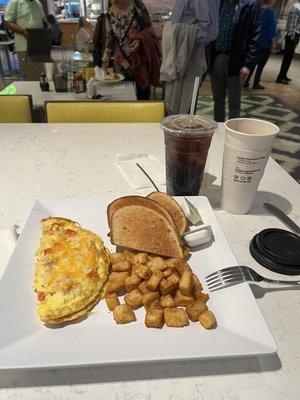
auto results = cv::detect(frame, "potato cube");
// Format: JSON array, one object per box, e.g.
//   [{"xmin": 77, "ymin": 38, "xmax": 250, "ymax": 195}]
[
  {"xmin": 160, "ymin": 294, "xmax": 175, "ymax": 308},
  {"xmin": 199, "ymin": 311, "xmax": 217, "ymax": 329},
  {"xmin": 163, "ymin": 268, "xmax": 173, "ymax": 278},
  {"xmin": 109, "ymin": 271, "xmax": 130, "ymax": 282},
  {"xmin": 105, "ymin": 293, "xmax": 120, "ymax": 311},
  {"xmin": 193, "ymin": 289, "xmax": 209, "ymax": 303},
  {"xmin": 142, "ymin": 291, "xmax": 160, "ymax": 306},
  {"xmin": 186, "ymin": 301, "xmax": 208, "ymax": 322},
  {"xmin": 125, "ymin": 274, "xmax": 142, "ymax": 292},
  {"xmin": 123, "ymin": 250, "xmax": 136, "ymax": 264},
  {"xmin": 164, "ymin": 307, "xmax": 189, "ymax": 327},
  {"xmin": 174, "ymin": 289, "xmax": 194, "ymax": 307},
  {"xmin": 113, "ymin": 304, "xmax": 136, "ymax": 324},
  {"xmin": 147, "ymin": 257, "xmax": 167, "ymax": 272},
  {"xmin": 138, "ymin": 281, "xmax": 151, "ymax": 294},
  {"xmin": 193, "ymin": 274, "xmax": 203, "ymax": 291},
  {"xmin": 168, "ymin": 273, "xmax": 180, "ymax": 284},
  {"xmin": 134, "ymin": 264, "xmax": 152, "ymax": 280},
  {"xmin": 146, "ymin": 270, "xmax": 164, "ymax": 291},
  {"xmin": 166, "ymin": 258, "xmax": 190, "ymax": 275},
  {"xmin": 111, "ymin": 260, "xmax": 131, "ymax": 272},
  {"xmin": 110, "ymin": 253, "xmax": 125, "ymax": 264},
  {"xmin": 106, "ymin": 280, "xmax": 124, "ymax": 295},
  {"xmin": 145, "ymin": 308, "xmax": 165, "ymax": 329},
  {"xmin": 160, "ymin": 273, "xmax": 180, "ymax": 296},
  {"xmin": 179, "ymin": 270, "xmax": 194, "ymax": 296},
  {"xmin": 165, "ymin": 258, "xmax": 178, "ymax": 269},
  {"xmin": 124, "ymin": 289, "xmax": 143, "ymax": 309},
  {"xmin": 133, "ymin": 253, "xmax": 149, "ymax": 265},
  {"xmin": 144, "ymin": 298, "xmax": 162, "ymax": 311}
]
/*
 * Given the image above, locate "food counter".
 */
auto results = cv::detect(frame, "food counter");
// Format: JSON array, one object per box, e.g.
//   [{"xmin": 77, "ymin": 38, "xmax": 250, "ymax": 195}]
[{"xmin": 58, "ymin": 19, "xmax": 78, "ymax": 46}]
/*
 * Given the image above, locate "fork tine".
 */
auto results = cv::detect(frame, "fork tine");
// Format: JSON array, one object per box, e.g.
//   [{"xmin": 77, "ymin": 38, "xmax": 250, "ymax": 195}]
[
  {"xmin": 206, "ymin": 268, "xmax": 243, "ymax": 281},
  {"xmin": 209, "ymin": 281, "xmax": 246, "ymax": 292},
  {"xmin": 207, "ymin": 270, "xmax": 245, "ymax": 285},
  {"xmin": 206, "ymin": 266, "xmax": 242, "ymax": 280},
  {"xmin": 206, "ymin": 269, "xmax": 245, "ymax": 284},
  {"xmin": 207, "ymin": 275, "xmax": 247, "ymax": 291}
]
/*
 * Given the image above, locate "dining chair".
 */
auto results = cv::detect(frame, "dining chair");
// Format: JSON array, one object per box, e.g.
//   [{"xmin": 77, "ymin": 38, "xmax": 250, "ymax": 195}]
[
  {"xmin": 26, "ymin": 28, "xmax": 52, "ymax": 62},
  {"xmin": 0, "ymin": 95, "xmax": 33, "ymax": 122},
  {"xmin": 45, "ymin": 101, "xmax": 165, "ymax": 123}
]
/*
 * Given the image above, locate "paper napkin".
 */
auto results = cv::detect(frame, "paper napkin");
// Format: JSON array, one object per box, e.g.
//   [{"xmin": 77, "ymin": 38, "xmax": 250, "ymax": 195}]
[{"xmin": 117, "ymin": 153, "xmax": 166, "ymax": 190}]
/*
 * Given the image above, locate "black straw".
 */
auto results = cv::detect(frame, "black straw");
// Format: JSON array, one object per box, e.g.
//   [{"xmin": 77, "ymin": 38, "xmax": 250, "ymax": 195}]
[{"xmin": 136, "ymin": 163, "xmax": 160, "ymax": 192}]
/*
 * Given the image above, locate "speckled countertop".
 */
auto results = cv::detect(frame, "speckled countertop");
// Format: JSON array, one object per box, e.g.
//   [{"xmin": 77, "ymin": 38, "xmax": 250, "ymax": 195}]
[{"xmin": 0, "ymin": 123, "xmax": 299, "ymax": 399}]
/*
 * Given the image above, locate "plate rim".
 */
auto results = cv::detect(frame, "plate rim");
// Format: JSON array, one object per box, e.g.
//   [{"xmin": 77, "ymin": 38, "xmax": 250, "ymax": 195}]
[{"xmin": 95, "ymin": 73, "xmax": 125, "ymax": 84}]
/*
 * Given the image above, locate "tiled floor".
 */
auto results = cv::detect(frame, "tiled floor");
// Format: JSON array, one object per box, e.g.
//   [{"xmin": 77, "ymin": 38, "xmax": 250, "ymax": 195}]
[{"xmin": 201, "ymin": 53, "xmax": 300, "ymax": 111}]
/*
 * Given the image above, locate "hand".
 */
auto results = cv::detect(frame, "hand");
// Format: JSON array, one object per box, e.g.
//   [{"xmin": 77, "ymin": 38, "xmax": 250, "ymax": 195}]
[
  {"xmin": 129, "ymin": 40, "xmax": 140, "ymax": 54},
  {"xmin": 121, "ymin": 59, "xmax": 130, "ymax": 70},
  {"xmin": 240, "ymin": 67, "xmax": 250, "ymax": 83}
]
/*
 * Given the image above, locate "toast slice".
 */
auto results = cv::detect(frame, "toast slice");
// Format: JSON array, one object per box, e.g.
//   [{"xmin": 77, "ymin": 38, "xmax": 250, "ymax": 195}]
[
  {"xmin": 107, "ymin": 196, "xmax": 176, "ymax": 230},
  {"xmin": 110, "ymin": 204, "xmax": 185, "ymax": 258},
  {"xmin": 147, "ymin": 192, "xmax": 188, "ymax": 234}
]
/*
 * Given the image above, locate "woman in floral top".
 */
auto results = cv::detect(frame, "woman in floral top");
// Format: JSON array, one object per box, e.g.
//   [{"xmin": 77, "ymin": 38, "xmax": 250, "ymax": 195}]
[{"xmin": 102, "ymin": 0, "xmax": 161, "ymax": 100}]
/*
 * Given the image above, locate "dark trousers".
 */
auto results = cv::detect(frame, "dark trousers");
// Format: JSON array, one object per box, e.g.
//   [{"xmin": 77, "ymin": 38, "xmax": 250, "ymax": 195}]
[
  {"xmin": 277, "ymin": 33, "xmax": 300, "ymax": 80},
  {"xmin": 246, "ymin": 47, "xmax": 271, "ymax": 86},
  {"xmin": 136, "ymin": 85, "xmax": 151, "ymax": 100},
  {"xmin": 211, "ymin": 54, "xmax": 242, "ymax": 122}
]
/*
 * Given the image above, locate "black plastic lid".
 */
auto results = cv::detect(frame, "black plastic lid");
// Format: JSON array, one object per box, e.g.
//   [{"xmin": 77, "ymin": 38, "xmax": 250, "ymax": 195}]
[{"xmin": 250, "ymin": 229, "xmax": 300, "ymax": 275}]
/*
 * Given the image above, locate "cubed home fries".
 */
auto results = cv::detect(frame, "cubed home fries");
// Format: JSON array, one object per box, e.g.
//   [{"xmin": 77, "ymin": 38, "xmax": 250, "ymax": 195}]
[{"xmin": 104, "ymin": 250, "xmax": 217, "ymax": 330}]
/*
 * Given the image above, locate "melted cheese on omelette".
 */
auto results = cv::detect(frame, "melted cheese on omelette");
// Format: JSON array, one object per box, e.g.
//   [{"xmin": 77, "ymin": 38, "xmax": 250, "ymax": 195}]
[{"xmin": 34, "ymin": 217, "xmax": 110, "ymax": 324}]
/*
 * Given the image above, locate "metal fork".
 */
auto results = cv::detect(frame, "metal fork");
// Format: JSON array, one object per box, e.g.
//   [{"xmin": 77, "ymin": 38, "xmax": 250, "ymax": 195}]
[{"xmin": 206, "ymin": 266, "xmax": 300, "ymax": 292}]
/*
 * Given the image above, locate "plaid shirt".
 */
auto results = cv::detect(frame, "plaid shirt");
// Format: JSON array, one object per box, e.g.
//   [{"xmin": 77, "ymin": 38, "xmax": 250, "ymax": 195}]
[
  {"xmin": 215, "ymin": 0, "xmax": 239, "ymax": 52},
  {"xmin": 286, "ymin": 3, "xmax": 300, "ymax": 39}
]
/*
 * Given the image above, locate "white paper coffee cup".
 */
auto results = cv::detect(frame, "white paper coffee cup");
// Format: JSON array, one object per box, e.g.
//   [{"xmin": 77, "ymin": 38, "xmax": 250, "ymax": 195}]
[
  {"xmin": 44, "ymin": 62, "xmax": 55, "ymax": 81},
  {"xmin": 221, "ymin": 118, "xmax": 279, "ymax": 214}
]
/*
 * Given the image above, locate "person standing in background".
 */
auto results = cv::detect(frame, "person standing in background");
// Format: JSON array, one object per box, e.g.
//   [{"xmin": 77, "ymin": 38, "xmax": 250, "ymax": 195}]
[
  {"xmin": 93, "ymin": 14, "xmax": 107, "ymax": 67},
  {"xmin": 276, "ymin": 1, "xmax": 300, "ymax": 84},
  {"xmin": 76, "ymin": 17, "xmax": 94, "ymax": 52},
  {"xmin": 244, "ymin": 0, "xmax": 277, "ymax": 89},
  {"xmin": 4, "ymin": 0, "xmax": 46, "ymax": 79},
  {"xmin": 210, "ymin": 0, "xmax": 261, "ymax": 122},
  {"xmin": 160, "ymin": 0, "xmax": 220, "ymax": 115},
  {"xmin": 47, "ymin": 14, "xmax": 62, "ymax": 46},
  {"xmin": 102, "ymin": 0, "xmax": 161, "ymax": 100}
]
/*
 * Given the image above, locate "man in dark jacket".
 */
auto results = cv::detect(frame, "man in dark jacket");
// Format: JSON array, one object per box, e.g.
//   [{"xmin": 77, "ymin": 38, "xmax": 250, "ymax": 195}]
[{"xmin": 210, "ymin": 0, "xmax": 261, "ymax": 122}]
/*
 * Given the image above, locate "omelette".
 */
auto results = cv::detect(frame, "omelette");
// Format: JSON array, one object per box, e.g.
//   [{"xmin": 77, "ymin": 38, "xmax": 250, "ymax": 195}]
[{"xmin": 34, "ymin": 217, "xmax": 110, "ymax": 324}]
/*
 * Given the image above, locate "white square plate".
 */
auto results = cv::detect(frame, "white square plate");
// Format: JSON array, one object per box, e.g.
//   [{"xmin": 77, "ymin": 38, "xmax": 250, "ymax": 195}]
[{"xmin": 0, "ymin": 196, "xmax": 277, "ymax": 370}]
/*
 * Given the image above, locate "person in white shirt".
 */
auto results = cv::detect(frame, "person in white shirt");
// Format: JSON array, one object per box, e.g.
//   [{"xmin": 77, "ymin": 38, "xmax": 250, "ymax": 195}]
[
  {"xmin": 5, "ymin": 0, "xmax": 46, "ymax": 79},
  {"xmin": 76, "ymin": 17, "xmax": 93, "ymax": 51}
]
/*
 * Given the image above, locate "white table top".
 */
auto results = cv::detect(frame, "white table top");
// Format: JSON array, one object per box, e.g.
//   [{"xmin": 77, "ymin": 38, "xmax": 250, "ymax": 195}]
[
  {"xmin": 12, "ymin": 80, "xmax": 137, "ymax": 107},
  {"xmin": 0, "ymin": 123, "xmax": 299, "ymax": 399}
]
